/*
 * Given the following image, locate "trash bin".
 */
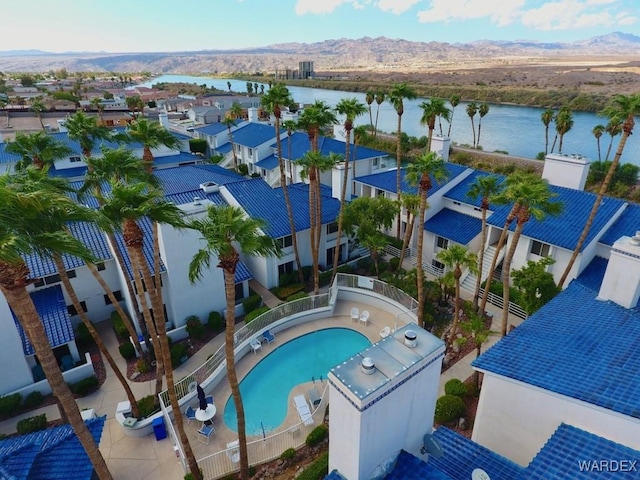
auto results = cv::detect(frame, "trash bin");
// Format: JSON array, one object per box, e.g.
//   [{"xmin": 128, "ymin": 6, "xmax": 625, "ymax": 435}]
[{"xmin": 152, "ymin": 416, "xmax": 167, "ymax": 441}]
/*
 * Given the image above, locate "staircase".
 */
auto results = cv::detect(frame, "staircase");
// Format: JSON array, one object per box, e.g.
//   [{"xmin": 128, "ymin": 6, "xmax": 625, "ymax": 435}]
[{"xmin": 461, "ymin": 244, "xmax": 504, "ymax": 294}]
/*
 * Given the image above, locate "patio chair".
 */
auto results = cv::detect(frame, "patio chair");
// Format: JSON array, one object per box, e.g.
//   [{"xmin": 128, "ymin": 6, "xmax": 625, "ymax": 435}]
[
  {"xmin": 197, "ymin": 424, "xmax": 215, "ymax": 444},
  {"xmin": 226, "ymin": 440, "xmax": 240, "ymax": 463},
  {"xmin": 250, "ymin": 337, "xmax": 262, "ymax": 354},
  {"xmin": 350, "ymin": 307, "xmax": 359, "ymax": 322},
  {"xmin": 261, "ymin": 329, "xmax": 276, "ymax": 344},
  {"xmin": 205, "ymin": 395, "xmax": 214, "ymax": 405},
  {"xmin": 380, "ymin": 326, "xmax": 391, "ymax": 338},
  {"xmin": 293, "ymin": 394, "xmax": 314, "ymax": 426},
  {"xmin": 185, "ymin": 406, "xmax": 196, "ymax": 425},
  {"xmin": 359, "ymin": 310, "xmax": 370, "ymax": 326}
]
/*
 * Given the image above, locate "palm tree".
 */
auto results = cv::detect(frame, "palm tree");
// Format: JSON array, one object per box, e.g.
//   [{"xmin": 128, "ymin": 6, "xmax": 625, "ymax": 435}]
[
  {"xmin": 261, "ymin": 84, "xmax": 304, "ymax": 284},
  {"xmin": 332, "ymin": 98, "xmax": 367, "ymax": 280},
  {"xmin": 99, "ymin": 182, "xmax": 200, "ymax": 476},
  {"xmin": 228, "ymin": 101, "xmax": 244, "ymax": 120},
  {"xmin": 188, "ymin": 205, "xmax": 280, "ymax": 480},
  {"xmin": 227, "ymin": 81, "xmax": 232, "ymax": 92},
  {"xmin": 91, "ymin": 97, "xmax": 106, "ymax": 125},
  {"xmin": 458, "ymin": 306, "xmax": 492, "ymax": 388},
  {"xmin": 5, "ymin": 131, "xmax": 71, "ymax": 170},
  {"xmin": 406, "ymin": 151, "xmax": 448, "ymax": 327},
  {"xmin": 447, "ymin": 94, "xmax": 460, "ymax": 137},
  {"xmin": 299, "ymin": 151, "xmax": 340, "ymax": 294},
  {"xmin": 352, "ymin": 125, "xmax": 368, "ymax": 180},
  {"xmin": 466, "ymin": 102, "xmax": 478, "ymax": 148},
  {"xmin": 592, "ymin": 124, "xmax": 605, "ymax": 161},
  {"xmin": 541, "ymin": 108, "xmax": 554, "ymax": 155},
  {"xmin": 0, "ymin": 179, "xmax": 113, "ymax": 479},
  {"xmin": 467, "ymin": 174, "xmax": 503, "ymax": 310},
  {"xmin": 374, "ymin": 91, "xmax": 386, "ymax": 138},
  {"xmin": 64, "ymin": 111, "xmax": 112, "ymax": 159},
  {"xmin": 496, "ymin": 174, "xmax": 561, "ymax": 336},
  {"xmin": 397, "ymin": 193, "xmax": 420, "ymax": 273},
  {"xmin": 30, "ymin": 96, "xmax": 46, "ymax": 130},
  {"xmin": 604, "ymin": 118, "xmax": 622, "ymax": 161},
  {"xmin": 126, "ymin": 118, "xmax": 180, "ymax": 172},
  {"xmin": 298, "ymin": 100, "xmax": 338, "ymax": 152},
  {"xmin": 125, "ymin": 95, "xmax": 145, "ymax": 118},
  {"xmin": 388, "ymin": 83, "xmax": 417, "ymax": 239},
  {"xmin": 558, "ymin": 93, "xmax": 640, "ymax": 289},
  {"xmin": 554, "ymin": 106, "xmax": 574, "ymax": 154},
  {"xmin": 477, "ymin": 102, "xmax": 490, "ymax": 147},
  {"xmin": 437, "ymin": 244, "xmax": 478, "ymax": 349},
  {"xmin": 365, "ymin": 91, "xmax": 374, "ymax": 133},
  {"xmin": 419, "ymin": 98, "xmax": 451, "ymax": 152}
]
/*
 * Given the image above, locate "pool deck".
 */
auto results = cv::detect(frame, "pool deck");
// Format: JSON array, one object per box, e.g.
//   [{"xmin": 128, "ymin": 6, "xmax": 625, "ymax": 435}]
[{"xmin": 183, "ymin": 298, "xmax": 396, "ymax": 460}]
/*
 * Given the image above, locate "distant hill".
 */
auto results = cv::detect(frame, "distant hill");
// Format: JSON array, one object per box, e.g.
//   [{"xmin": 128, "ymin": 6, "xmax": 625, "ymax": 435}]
[{"xmin": 0, "ymin": 32, "xmax": 639, "ymax": 73}]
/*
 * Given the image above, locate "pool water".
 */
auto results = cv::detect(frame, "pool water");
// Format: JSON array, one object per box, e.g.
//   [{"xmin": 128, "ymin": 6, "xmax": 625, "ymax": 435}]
[{"xmin": 223, "ymin": 327, "xmax": 370, "ymax": 435}]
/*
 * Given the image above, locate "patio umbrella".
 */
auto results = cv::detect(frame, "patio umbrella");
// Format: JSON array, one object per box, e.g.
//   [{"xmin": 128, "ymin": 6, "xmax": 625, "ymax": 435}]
[{"xmin": 197, "ymin": 384, "xmax": 207, "ymax": 411}]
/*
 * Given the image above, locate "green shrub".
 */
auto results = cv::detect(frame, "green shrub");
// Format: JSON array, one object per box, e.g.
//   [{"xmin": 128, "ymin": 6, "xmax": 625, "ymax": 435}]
[
  {"xmin": 281, "ymin": 447, "xmax": 296, "ymax": 461},
  {"xmin": 138, "ymin": 394, "xmax": 159, "ymax": 418},
  {"xmin": 237, "ymin": 164, "xmax": 249, "ymax": 176},
  {"xmin": 0, "ymin": 393, "xmax": 22, "ymax": 417},
  {"xmin": 305, "ymin": 424, "xmax": 328, "ymax": 447},
  {"xmin": 17, "ymin": 414, "xmax": 47, "ymax": 434},
  {"xmin": 171, "ymin": 343, "xmax": 188, "ymax": 367},
  {"xmin": 434, "ymin": 394, "xmax": 467, "ymax": 424},
  {"xmin": 119, "ymin": 342, "xmax": 136, "ymax": 360},
  {"xmin": 389, "ymin": 257, "xmax": 401, "ymax": 271},
  {"xmin": 271, "ymin": 283, "xmax": 304, "ymax": 300},
  {"xmin": 444, "ymin": 379, "xmax": 467, "ymax": 397},
  {"xmin": 70, "ymin": 376, "xmax": 99, "ymax": 397},
  {"xmin": 75, "ymin": 322, "xmax": 94, "ymax": 347},
  {"xmin": 111, "ymin": 311, "xmax": 129, "ymax": 340},
  {"xmin": 278, "ymin": 271, "xmax": 298, "ymax": 287},
  {"xmin": 287, "ymin": 291, "xmax": 309, "ymax": 301},
  {"xmin": 297, "ymin": 452, "xmax": 329, "ymax": 480},
  {"xmin": 23, "ymin": 391, "xmax": 44, "ymax": 409},
  {"xmin": 301, "ymin": 266, "xmax": 313, "ymax": 281},
  {"xmin": 319, "ymin": 270, "xmax": 333, "ymax": 287},
  {"xmin": 185, "ymin": 315, "xmax": 205, "ymax": 340},
  {"xmin": 242, "ymin": 294, "xmax": 262, "ymax": 313},
  {"xmin": 245, "ymin": 306, "xmax": 270, "ymax": 324},
  {"xmin": 136, "ymin": 358, "xmax": 151, "ymax": 374},
  {"xmin": 207, "ymin": 311, "xmax": 223, "ymax": 331}
]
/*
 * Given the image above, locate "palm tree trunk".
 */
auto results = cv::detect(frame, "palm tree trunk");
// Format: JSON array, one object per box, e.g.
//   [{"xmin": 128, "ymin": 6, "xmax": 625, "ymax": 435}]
[
  {"xmin": 596, "ymin": 139, "xmax": 601, "ymax": 161},
  {"xmin": 473, "ymin": 208, "xmax": 488, "ymax": 310},
  {"xmin": 374, "ymin": 105, "xmax": 381, "ymax": 138},
  {"xmin": 447, "ymin": 109, "xmax": 455, "ymax": 138},
  {"xmin": 314, "ymin": 175, "xmax": 323, "ymax": 293},
  {"xmin": 558, "ymin": 134, "xmax": 565, "ymax": 154},
  {"xmin": 544, "ymin": 126, "xmax": 549, "ymax": 155},
  {"xmin": 477, "ymin": 120, "xmax": 482, "ymax": 148},
  {"xmin": 557, "ymin": 131, "xmax": 631, "ymax": 288},
  {"xmin": 448, "ymin": 269, "xmax": 462, "ymax": 349},
  {"xmin": 397, "ymin": 211, "xmax": 414, "ymax": 273},
  {"xmin": 605, "ymin": 137, "xmax": 614, "ymax": 161},
  {"xmin": 415, "ymin": 184, "xmax": 427, "ymax": 327},
  {"xmin": 368, "ymin": 106, "xmax": 374, "ymax": 134},
  {"xmin": 395, "ymin": 114, "xmax": 403, "ymax": 240},
  {"xmin": 309, "ymin": 171, "xmax": 319, "ymax": 294},
  {"xmin": 500, "ymin": 223, "xmax": 524, "ymax": 337},
  {"xmin": 331, "ymin": 134, "xmax": 351, "ymax": 281},
  {"xmin": 0, "ymin": 266, "xmax": 113, "ymax": 480},
  {"xmin": 223, "ymin": 266, "xmax": 250, "ymax": 479},
  {"xmin": 550, "ymin": 134, "xmax": 558, "ymax": 154},
  {"xmin": 470, "ymin": 118, "xmax": 476, "ymax": 148},
  {"xmin": 54, "ymin": 256, "xmax": 141, "ymax": 418}
]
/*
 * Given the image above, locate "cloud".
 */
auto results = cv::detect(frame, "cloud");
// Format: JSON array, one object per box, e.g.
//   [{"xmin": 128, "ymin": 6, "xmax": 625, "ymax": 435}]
[
  {"xmin": 376, "ymin": 0, "xmax": 422, "ymax": 14},
  {"xmin": 295, "ymin": 0, "xmax": 373, "ymax": 14},
  {"xmin": 417, "ymin": 0, "xmax": 525, "ymax": 26},
  {"xmin": 520, "ymin": 0, "xmax": 633, "ymax": 30}
]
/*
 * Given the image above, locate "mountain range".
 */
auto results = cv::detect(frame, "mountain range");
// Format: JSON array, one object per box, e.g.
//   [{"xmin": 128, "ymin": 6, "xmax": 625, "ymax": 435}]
[{"xmin": 0, "ymin": 32, "xmax": 638, "ymax": 73}]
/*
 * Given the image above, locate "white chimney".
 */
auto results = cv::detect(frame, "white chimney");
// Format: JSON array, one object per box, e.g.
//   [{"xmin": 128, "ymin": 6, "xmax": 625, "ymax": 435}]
[
  {"xmin": 598, "ymin": 232, "xmax": 640, "ymax": 309},
  {"xmin": 247, "ymin": 107, "xmax": 258, "ymax": 123},
  {"xmin": 430, "ymin": 135, "xmax": 450, "ymax": 162},
  {"xmin": 158, "ymin": 112, "xmax": 170, "ymax": 129},
  {"xmin": 542, "ymin": 153, "xmax": 591, "ymax": 191}
]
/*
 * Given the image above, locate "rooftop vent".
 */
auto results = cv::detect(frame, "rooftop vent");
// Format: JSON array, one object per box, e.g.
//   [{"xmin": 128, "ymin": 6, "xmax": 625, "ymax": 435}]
[
  {"xmin": 193, "ymin": 196, "xmax": 201, "ymax": 206},
  {"xmin": 361, "ymin": 357, "xmax": 375, "ymax": 375},
  {"xmin": 630, "ymin": 231, "xmax": 640, "ymax": 246},
  {"xmin": 404, "ymin": 330, "xmax": 417, "ymax": 348},
  {"xmin": 199, "ymin": 182, "xmax": 219, "ymax": 194}
]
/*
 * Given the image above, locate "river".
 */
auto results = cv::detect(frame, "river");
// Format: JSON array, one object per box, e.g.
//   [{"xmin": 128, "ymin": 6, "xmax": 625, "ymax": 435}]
[{"xmin": 140, "ymin": 75, "xmax": 639, "ymax": 167}]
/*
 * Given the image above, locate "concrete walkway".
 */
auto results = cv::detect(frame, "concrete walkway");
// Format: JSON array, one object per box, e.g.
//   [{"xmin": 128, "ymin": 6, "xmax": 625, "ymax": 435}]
[{"xmin": 249, "ymin": 279, "xmax": 282, "ymax": 308}]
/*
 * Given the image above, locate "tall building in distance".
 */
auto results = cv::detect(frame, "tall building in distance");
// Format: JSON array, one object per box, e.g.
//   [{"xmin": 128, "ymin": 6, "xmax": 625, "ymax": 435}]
[{"xmin": 299, "ymin": 61, "xmax": 314, "ymax": 79}]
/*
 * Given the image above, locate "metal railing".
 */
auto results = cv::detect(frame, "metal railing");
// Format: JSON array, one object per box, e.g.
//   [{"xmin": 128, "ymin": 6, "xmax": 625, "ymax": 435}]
[
  {"xmin": 335, "ymin": 273, "xmax": 418, "ymax": 313},
  {"xmin": 478, "ymin": 287, "xmax": 528, "ymax": 319}
]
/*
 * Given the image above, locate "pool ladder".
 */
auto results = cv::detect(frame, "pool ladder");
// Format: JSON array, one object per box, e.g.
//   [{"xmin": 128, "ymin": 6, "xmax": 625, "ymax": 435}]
[{"xmin": 311, "ymin": 375, "xmax": 324, "ymax": 384}]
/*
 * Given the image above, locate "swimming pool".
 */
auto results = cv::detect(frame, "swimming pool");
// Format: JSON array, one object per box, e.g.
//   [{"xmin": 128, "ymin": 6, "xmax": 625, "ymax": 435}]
[{"xmin": 223, "ymin": 327, "xmax": 370, "ymax": 435}]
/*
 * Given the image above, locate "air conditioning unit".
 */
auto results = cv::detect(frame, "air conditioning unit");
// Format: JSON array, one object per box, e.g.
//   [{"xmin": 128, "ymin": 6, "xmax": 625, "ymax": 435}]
[{"xmin": 199, "ymin": 182, "xmax": 219, "ymax": 194}]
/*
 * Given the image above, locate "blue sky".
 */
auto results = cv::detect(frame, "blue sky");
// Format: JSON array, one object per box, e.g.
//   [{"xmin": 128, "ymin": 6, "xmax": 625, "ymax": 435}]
[{"xmin": 4, "ymin": 0, "xmax": 638, "ymax": 53}]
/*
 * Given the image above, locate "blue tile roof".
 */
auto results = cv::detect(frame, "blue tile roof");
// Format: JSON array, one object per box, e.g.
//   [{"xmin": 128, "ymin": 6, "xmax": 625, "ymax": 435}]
[
  {"xmin": 473, "ymin": 282, "xmax": 640, "ymax": 419},
  {"xmin": 487, "ymin": 184, "xmax": 626, "ymax": 252},
  {"xmin": 48, "ymin": 165, "xmax": 88, "ymax": 179},
  {"xmin": 444, "ymin": 170, "xmax": 505, "ymax": 207},
  {"xmin": 195, "ymin": 121, "xmax": 239, "ymax": 136},
  {"xmin": 154, "ymin": 164, "xmax": 244, "ymax": 196},
  {"xmin": 13, "ymin": 285, "xmax": 74, "ymax": 356},
  {"xmin": 0, "ymin": 416, "xmax": 105, "ymax": 480},
  {"xmin": 425, "ymin": 208, "xmax": 482, "ymax": 245},
  {"xmin": 281, "ymin": 132, "xmax": 387, "ymax": 162},
  {"xmin": 213, "ymin": 141, "xmax": 232, "ymax": 154},
  {"xmin": 224, "ymin": 179, "xmax": 341, "ymax": 238},
  {"xmin": 152, "ymin": 152, "xmax": 202, "ymax": 166},
  {"xmin": 255, "ymin": 154, "xmax": 279, "ymax": 171},
  {"xmin": 574, "ymin": 256, "xmax": 608, "ymax": 293},
  {"xmin": 356, "ymin": 163, "xmax": 468, "ymax": 196},
  {"xmin": 525, "ymin": 423, "xmax": 640, "ymax": 479},
  {"xmin": 385, "ymin": 450, "xmax": 452, "ymax": 480},
  {"xmin": 600, "ymin": 203, "xmax": 640, "ymax": 246},
  {"xmin": 0, "ymin": 143, "xmax": 21, "ymax": 164},
  {"xmin": 232, "ymin": 123, "xmax": 279, "ymax": 148},
  {"xmin": 430, "ymin": 427, "xmax": 526, "ymax": 480}
]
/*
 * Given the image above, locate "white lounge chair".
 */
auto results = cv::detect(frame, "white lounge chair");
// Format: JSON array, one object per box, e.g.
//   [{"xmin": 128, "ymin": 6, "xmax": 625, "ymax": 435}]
[
  {"xmin": 293, "ymin": 394, "xmax": 314, "ymax": 426},
  {"xmin": 226, "ymin": 440, "xmax": 240, "ymax": 463},
  {"xmin": 359, "ymin": 310, "xmax": 370, "ymax": 326},
  {"xmin": 250, "ymin": 337, "xmax": 262, "ymax": 354},
  {"xmin": 350, "ymin": 307, "xmax": 359, "ymax": 322},
  {"xmin": 380, "ymin": 326, "xmax": 391, "ymax": 338}
]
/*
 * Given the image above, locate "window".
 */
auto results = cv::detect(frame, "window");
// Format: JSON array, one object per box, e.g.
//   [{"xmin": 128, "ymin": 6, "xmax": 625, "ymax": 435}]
[
  {"xmin": 104, "ymin": 290, "xmax": 123, "ymax": 305},
  {"xmin": 248, "ymin": 148, "xmax": 253, "ymax": 158},
  {"xmin": 67, "ymin": 270, "xmax": 77, "ymax": 279},
  {"xmin": 67, "ymin": 301, "xmax": 87, "ymax": 316},
  {"xmin": 432, "ymin": 259, "xmax": 445, "ymax": 270},
  {"xmin": 373, "ymin": 158, "xmax": 379, "ymax": 168},
  {"xmin": 33, "ymin": 278, "xmax": 45, "ymax": 288},
  {"xmin": 69, "ymin": 156, "xmax": 81, "ymax": 163},
  {"xmin": 96, "ymin": 262, "xmax": 106, "ymax": 271},
  {"xmin": 278, "ymin": 261, "xmax": 294, "ymax": 276},
  {"xmin": 44, "ymin": 273, "xmax": 61, "ymax": 285},
  {"xmin": 376, "ymin": 189, "xmax": 385, "ymax": 198},
  {"xmin": 276, "ymin": 235, "xmax": 293, "ymax": 248},
  {"xmin": 326, "ymin": 222, "xmax": 338, "ymax": 234},
  {"xmin": 436, "ymin": 236, "xmax": 449, "ymax": 249},
  {"xmin": 235, "ymin": 283, "xmax": 244, "ymax": 302},
  {"xmin": 530, "ymin": 240, "xmax": 551, "ymax": 257}
]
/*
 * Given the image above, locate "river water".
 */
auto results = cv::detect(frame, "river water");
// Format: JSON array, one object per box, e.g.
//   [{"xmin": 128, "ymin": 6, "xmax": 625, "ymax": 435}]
[{"xmin": 140, "ymin": 75, "xmax": 639, "ymax": 166}]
